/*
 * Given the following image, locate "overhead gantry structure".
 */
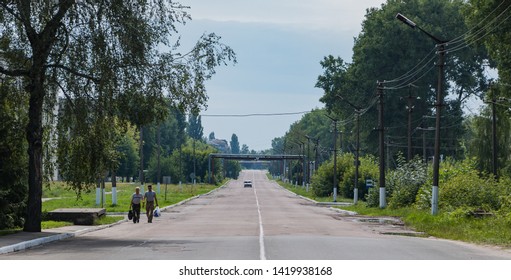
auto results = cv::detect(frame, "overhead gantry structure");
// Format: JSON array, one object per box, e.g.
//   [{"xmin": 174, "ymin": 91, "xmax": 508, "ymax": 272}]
[{"xmin": 208, "ymin": 153, "xmax": 305, "ymax": 183}]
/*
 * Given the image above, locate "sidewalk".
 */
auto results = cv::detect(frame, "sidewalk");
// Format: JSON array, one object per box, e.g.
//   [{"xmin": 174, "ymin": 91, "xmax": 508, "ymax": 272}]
[
  {"xmin": 0, "ymin": 218, "xmax": 127, "ymax": 255},
  {"xmin": 0, "ymin": 184, "xmax": 229, "ymax": 255}
]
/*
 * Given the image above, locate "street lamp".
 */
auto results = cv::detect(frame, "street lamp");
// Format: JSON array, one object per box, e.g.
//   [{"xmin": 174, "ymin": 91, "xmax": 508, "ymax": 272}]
[{"xmin": 396, "ymin": 13, "xmax": 447, "ymax": 215}]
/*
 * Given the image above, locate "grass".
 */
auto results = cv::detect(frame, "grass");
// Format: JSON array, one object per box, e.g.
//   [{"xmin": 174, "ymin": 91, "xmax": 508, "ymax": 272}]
[
  {"xmin": 32, "ymin": 180, "xmax": 225, "ymax": 230},
  {"xmin": 276, "ymin": 180, "xmax": 352, "ymax": 203},
  {"xmin": 272, "ymin": 178, "xmax": 511, "ymax": 247},
  {"xmin": 340, "ymin": 203, "xmax": 511, "ymax": 247},
  {"xmin": 41, "ymin": 221, "xmax": 74, "ymax": 229},
  {"xmin": 42, "ymin": 181, "xmax": 223, "ymax": 213}
]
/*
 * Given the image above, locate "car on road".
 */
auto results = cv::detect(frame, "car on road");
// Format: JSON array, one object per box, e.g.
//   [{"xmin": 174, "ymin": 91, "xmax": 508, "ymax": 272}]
[{"xmin": 243, "ymin": 180, "xmax": 252, "ymax": 188}]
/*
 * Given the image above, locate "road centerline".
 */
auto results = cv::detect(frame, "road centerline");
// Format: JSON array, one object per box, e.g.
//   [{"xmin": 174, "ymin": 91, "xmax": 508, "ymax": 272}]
[{"xmin": 253, "ymin": 180, "xmax": 266, "ymax": 260}]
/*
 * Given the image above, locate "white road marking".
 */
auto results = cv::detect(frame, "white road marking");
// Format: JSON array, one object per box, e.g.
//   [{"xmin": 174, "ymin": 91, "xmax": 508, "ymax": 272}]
[{"xmin": 253, "ymin": 173, "xmax": 266, "ymax": 260}]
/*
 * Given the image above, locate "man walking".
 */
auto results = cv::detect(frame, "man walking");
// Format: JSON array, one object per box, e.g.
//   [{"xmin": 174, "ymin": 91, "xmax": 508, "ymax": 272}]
[
  {"xmin": 143, "ymin": 185, "xmax": 158, "ymax": 223},
  {"xmin": 130, "ymin": 187, "xmax": 143, "ymax": 223}
]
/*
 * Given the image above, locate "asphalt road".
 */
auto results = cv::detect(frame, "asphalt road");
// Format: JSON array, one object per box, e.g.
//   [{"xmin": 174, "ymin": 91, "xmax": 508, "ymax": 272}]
[{"xmin": 2, "ymin": 170, "xmax": 511, "ymax": 260}]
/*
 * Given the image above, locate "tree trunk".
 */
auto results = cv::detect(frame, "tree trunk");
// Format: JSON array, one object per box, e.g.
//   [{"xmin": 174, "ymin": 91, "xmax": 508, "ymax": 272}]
[
  {"xmin": 24, "ymin": 69, "xmax": 45, "ymax": 232},
  {"xmin": 19, "ymin": 0, "xmax": 75, "ymax": 232}
]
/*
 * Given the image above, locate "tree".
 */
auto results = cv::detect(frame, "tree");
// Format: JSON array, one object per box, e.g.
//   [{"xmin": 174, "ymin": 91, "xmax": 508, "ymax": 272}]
[
  {"xmin": 230, "ymin": 134, "xmax": 240, "ymax": 154},
  {"xmin": 209, "ymin": 132, "xmax": 215, "ymax": 141},
  {"xmin": 465, "ymin": 0, "xmax": 511, "ymax": 84},
  {"xmin": 0, "ymin": 1, "xmax": 235, "ymax": 232},
  {"xmin": 188, "ymin": 114, "xmax": 204, "ymax": 141},
  {"xmin": 241, "ymin": 144, "xmax": 250, "ymax": 154},
  {"xmin": 316, "ymin": 0, "xmax": 488, "ymax": 160},
  {"xmin": 115, "ymin": 127, "xmax": 140, "ymax": 182},
  {"xmin": 0, "ymin": 79, "xmax": 28, "ymax": 230}
]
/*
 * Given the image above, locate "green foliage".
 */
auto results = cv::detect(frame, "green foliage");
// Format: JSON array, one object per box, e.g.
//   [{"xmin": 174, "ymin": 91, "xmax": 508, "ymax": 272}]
[
  {"xmin": 56, "ymin": 101, "xmax": 123, "ymax": 195},
  {"xmin": 386, "ymin": 155, "xmax": 428, "ymax": 209},
  {"xmin": 465, "ymin": 0, "xmax": 511, "ymax": 83},
  {"xmin": 340, "ymin": 204, "xmax": 511, "ymax": 246},
  {"xmin": 311, "ymin": 153, "xmax": 378, "ymax": 199},
  {"xmin": 339, "ymin": 154, "xmax": 379, "ymax": 199},
  {"xmin": 115, "ymin": 128, "xmax": 140, "ymax": 181},
  {"xmin": 230, "ymin": 134, "xmax": 240, "ymax": 154},
  {"xmin": 316, "ymin": 0, "xmax": 487, "ymax": 159},
  {"xmin": 0, "ymin": 1, "xmax": 235, "ymax": 231},
  {"xmin": 311, "ymin": 158, "xmax": 335, "ymax": 197},
  {"xmin": 365, "ymin": 187, "xmax": 381, "ymax": 208},
  {"xmin": 188, "ymin": 114, "xmax": 204, "ymax": 140},
  {"xmin": 415, "ymin": 158, "xmax": 511, "ymax": 212},
  {"xmin": 40, "ymin": 181, "xmax": 220, "ymax": 213},
  {"xmin": 464, "ymin": 89, "xmax": 511, "ymax": 177},
  {"xmin": 0, "ymin": 80, "xmax": 28, "ymax": 230}
]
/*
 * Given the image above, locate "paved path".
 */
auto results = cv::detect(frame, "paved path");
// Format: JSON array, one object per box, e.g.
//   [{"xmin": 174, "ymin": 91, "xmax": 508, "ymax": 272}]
[{"xmin": 2, "ymin": 170, "xmax": 511, "ymax": 260}]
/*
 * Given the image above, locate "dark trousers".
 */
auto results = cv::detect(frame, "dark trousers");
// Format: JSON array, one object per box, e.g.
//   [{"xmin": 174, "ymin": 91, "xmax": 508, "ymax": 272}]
[
  {"xmin": 146, "ymin": 201, "xmax": 155, "ymax": 222},
  {"xmin": 132, "ymin": 203, "xmax": 141, "ymax": 223}
]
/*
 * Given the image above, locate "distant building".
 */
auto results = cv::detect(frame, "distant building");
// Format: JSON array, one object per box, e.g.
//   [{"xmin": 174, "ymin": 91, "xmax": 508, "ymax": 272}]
[{"xmin": 207, "ymin": 138, "xmax": 230, "ymax": 153}]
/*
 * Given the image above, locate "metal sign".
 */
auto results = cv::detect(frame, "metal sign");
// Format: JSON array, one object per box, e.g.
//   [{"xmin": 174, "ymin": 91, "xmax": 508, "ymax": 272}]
[{"xmin": 163, "ymin": 176, "xmax": 171, "ymax": 184}]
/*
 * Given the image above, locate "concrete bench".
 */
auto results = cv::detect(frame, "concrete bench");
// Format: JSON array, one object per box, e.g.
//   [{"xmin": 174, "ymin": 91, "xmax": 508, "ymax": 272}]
[{"xmin": 47, "ymin": 208, "xmax": 106, "ymax": 225}]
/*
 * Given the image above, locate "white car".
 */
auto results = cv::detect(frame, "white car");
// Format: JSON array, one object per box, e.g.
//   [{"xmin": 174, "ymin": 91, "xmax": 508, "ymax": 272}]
[{"xmin": 243, "ymin": 180, "xmax": 252, "ymax": 188}]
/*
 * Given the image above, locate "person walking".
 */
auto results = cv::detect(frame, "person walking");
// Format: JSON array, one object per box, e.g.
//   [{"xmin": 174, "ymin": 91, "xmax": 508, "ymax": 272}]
[
  {"xmin": 130, "ymin": 187, "xmax": 143, "ymax": 223},
  {"xmin": 143, "ymin": 185, "xmax": 158, "ymax": 223}
]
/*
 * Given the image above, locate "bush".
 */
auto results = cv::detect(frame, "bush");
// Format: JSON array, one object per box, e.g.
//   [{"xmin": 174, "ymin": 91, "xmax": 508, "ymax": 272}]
[
  {"xmin": 311, "ymin": 153, "xmax": 378, "ymax": 199},
  {"xmin": 387, "ymin": 156, "xmax": 428, "ymax": 209},
  {"xmin": 339, "ymin": 154, "xmax": 379, "ymax": 200},
  {"xmin": 415, "ymin": 158, "xmax": 509, "ymax": 212},
  {"xmin": 311, "ymin": 158, "xmax": 335, "ymax": 197}
]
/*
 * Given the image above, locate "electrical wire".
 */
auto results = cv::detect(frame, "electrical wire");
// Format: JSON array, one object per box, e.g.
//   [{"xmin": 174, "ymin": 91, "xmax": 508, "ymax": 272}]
[
  {"xmin": 382, "ymin": 47, "xmax": 437, "ymax": 86},
  {"xmin": 444, "ymin": 1, "xmax": 511, "ymax": 52},
  {"xmin": 201, "ymin": 111, "xmax": 311, "ymax": 117},
  {"xmin": 444, "ymin": 0, "xmax": 508, "ymax": 46},
  {"xmin": 382, "ymin": 1, "xmax": 511, "ymax": 91}
]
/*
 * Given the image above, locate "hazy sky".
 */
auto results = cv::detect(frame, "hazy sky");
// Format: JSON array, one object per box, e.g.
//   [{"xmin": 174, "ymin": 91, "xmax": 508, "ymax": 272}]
[{"xmin": 177, "ymin": 0, "xmax": 387, "ymax": 151}]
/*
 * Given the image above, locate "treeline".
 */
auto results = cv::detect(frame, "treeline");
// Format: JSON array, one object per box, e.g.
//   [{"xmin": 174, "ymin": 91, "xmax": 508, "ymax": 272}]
[{"xmin": 269, "ymin": 0, "xmax": 511, "ymax": 214}]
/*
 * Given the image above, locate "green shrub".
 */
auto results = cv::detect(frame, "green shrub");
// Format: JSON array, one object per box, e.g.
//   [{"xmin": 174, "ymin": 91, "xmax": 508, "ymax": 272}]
[
  {"xmin": 387, "ymin": 156, "xmax": 428, "ymax": 209},
  {"xmin": 415, "ymin": 158, "xmax": 508, "ymax": 212},
  {"xmin": 365, "ymin": 187, "xmax": 380, "ymax": 207},
  {"xmin": 311, "ymin": 153, "xmax": 378, "ymax": 199},
  {"xmin": 339, "ymin": 154, "xmax": 379, "ymax": 200},
  {"xmin": 311, "ymin": 157, "xmax": 335, "ymax": 197}
]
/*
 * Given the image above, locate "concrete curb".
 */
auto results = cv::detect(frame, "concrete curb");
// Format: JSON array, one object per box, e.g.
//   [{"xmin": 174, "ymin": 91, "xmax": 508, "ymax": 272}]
[
  {"xmin": 0, "ymin": 182, "xmax": 228, "ymax": 255},
  {"xmin": 0, "ymin": 233, "xmax": 74, "ymax": 255},
  {"xmin": 0, "ymin": 218, "xmax": 127, "ymax": 255},
  {"xmin": 271, "ymin": 180, "xmax": 354, "ymax": 206}
]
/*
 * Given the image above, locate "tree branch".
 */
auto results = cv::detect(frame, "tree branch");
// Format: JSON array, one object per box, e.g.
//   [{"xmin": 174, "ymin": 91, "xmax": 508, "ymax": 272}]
[
  {"xmin": 44, "ymin": 64, "xmax": 100, "ymax": 83},
  {"xmin": 0, "ymin": 1, "xmax": 24, "ymax": 23},
  {"xmin": 0, "ymin": 65, "xmax": 29, "ymax": 77},
  {"xmin": 41, "ymin": 0, "xmax": 75, "ymax": 40}
]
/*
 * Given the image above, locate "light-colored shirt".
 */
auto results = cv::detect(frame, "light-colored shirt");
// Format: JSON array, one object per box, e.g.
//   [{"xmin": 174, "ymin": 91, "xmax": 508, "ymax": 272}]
[
  {"xmin": 131, "ymin": 193, "xmax": 143, "ymax": 204},
  {"xmin": 144, "ymin": 191, "xmax": 156, "ymax": 202}
]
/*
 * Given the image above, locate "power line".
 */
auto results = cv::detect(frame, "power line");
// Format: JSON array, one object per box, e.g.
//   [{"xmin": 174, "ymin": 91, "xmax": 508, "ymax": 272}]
[
  {"xmin": 445, "ymin": 0, "xmax": 508, "ymax": 46},
  {"xmin": 445, "ymin": 1, "xmax": 511, "ymax": 53},
  {"xmin": 382, "ymin": 47, "xmax": 437, "ymax": 85},
  {"xmin": 201, "ymin": 111, "xmax": 310, "ymax": 117},
  {"xmin": 383, "ymin": 1, "xmax": 511, "ymax": 91}
]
